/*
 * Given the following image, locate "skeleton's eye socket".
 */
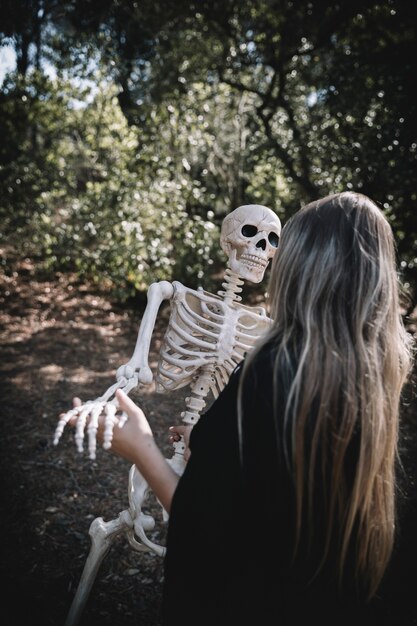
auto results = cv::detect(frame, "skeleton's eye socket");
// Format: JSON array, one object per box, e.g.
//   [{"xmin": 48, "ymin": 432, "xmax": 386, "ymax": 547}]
[
  {"xmin": 241, "ymin": 224, "xmax": 258, "ymax": 237},
  {"xmin": 268, "ymin": 232, "xmax": 279, "ymax": 248}
]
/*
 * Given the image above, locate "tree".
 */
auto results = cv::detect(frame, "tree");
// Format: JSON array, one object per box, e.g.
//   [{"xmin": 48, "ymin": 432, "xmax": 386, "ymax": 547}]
[{"xmin": 2, "ymin": 0, "xmax": 416, "ymax": 301}]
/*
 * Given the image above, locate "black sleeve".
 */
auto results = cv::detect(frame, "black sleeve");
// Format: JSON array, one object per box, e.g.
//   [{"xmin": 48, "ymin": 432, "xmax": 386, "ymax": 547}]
[
  {"xmin": 166, "ymin": 362, "xmax": 244, "ymax": 550},
  {"xmin": 161, "ymin": 365, "xmax": 245, "ymax": 625},
  {"xmin": 161, "ymin": 351, "xmax": 294, "ymax": 625}
]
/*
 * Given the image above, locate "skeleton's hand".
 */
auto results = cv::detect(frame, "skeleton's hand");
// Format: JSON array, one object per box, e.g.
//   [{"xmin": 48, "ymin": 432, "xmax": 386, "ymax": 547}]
[
  {"xmin": 53, "ymin": 357, "xmax": 150, "ymax": 459},
  {"xmin": 169, "ymin": 424, "xmax": 192, "ymax": 462},
  {"xmin": 116, "ymin": 361, "xmax": 153, "ymax": 386},
  {"xmin": 53, "ymin": 395, "xmax": 128, "ymax": 460},
  {"xmin": 54, "ymin": 390, "xmax": 155, "ymax": 468}
]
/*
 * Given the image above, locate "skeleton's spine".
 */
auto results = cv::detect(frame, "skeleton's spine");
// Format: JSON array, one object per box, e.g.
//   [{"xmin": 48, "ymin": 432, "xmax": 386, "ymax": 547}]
[
  {"xmin": 172, "ymin": 367, "xmax": 214, "ymax": 458},
  {"xmin": 217, "ymin": 268, "xmax": 244, "ymax": 304},
  {"xmin": 181, "ymin": 366, "xmax": 215, "ymax": 426}
]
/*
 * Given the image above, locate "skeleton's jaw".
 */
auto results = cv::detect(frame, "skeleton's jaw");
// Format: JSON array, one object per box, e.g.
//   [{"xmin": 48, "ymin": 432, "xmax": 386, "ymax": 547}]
[{"xmin": 229, "ymin": 252, "xmax": 269, "ymax": 283}]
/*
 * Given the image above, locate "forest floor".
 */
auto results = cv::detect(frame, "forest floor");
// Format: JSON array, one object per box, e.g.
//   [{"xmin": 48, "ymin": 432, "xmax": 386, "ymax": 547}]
[
  {"xmin": 0, "ymin": 254, "xmax": 189, "ymax": 626},
  {"xmin": 1, "ymin": 252, "xmax": 417, "ymax": 626}
]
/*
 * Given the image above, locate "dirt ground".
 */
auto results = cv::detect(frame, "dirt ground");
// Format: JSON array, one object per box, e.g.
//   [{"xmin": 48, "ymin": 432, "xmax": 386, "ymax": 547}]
[
  {"xmin": 1, "ymin": 254, "xmax": 417, "ymax": 626},
  {"xmin": 0, "ymin": 256, "xmax": 189, "ymax": 626}
]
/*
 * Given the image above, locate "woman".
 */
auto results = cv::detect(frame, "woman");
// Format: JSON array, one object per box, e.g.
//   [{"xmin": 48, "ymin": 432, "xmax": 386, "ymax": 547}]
[{"xmin": 68, "ymin": 192, "xmax": 413, "ymax": 625}]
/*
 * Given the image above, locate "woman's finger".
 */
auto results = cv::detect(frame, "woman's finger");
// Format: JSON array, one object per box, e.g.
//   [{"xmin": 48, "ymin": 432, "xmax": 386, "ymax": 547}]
[
  {"xmin": 115, "ymin": 388, "xmax": 144, "ymax": 418},
  {"xmin": 169, "ymin": 424, "xmax": 187, "ymax": 436}
]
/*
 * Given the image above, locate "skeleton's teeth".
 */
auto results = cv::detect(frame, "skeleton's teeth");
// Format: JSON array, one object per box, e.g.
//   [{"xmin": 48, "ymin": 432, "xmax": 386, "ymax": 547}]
[{"xmin": 240, "ymin": 255, "xmax": 267, "ymax": 268}]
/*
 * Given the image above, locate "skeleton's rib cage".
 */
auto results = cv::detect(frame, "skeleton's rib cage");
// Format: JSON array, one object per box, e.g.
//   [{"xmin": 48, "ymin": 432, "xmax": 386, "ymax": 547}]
[{"xmin": 156, "ymin": 281, "xmax": 272, "ymax": 400}]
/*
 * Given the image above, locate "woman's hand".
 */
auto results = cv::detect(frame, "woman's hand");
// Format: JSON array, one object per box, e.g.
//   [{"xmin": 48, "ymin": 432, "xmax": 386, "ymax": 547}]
[
  {"xmin": 67, "ymin": 389, "xmax": 153, "ymax": 466},
  {"xmin": 169, "ymin": 424, "xmax": 192, "ymax": 461},
  {"xmin": 66, "ymin": 389, "xmax": 179, "ymax": 513}
]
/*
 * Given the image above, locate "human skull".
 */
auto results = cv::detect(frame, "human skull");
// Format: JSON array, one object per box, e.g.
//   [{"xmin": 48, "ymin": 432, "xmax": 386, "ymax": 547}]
[{"xmin": 220, "ymin": 204, "xmax": 282, "ymax": 283}]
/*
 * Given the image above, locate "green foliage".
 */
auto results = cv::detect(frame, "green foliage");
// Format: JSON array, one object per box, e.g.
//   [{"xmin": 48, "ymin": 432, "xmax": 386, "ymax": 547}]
[
  {"xmin": 1, "ymin": 0, "xmax": 416, "ymax": 303},
  {"xmin": 0, "ymin": 73, "xmax": 225, "ymax": 298}
]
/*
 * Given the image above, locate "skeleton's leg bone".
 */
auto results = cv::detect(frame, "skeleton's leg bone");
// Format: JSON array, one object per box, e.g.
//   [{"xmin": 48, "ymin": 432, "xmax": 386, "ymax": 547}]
[{"xmin": 64, "ymin": 511, "xmax": 133, "ymax": 626}]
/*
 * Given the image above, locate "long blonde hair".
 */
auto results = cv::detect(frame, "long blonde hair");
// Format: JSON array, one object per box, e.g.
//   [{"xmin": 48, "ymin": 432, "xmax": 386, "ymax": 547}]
[{"xmin": 241, "ymin": 191, "xmax": 413, "ymax": 598}]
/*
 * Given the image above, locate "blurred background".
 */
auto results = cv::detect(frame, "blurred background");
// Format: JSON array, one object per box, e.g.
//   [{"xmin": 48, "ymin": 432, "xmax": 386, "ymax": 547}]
[{"xmin": 1, "ymin": 0, "xmax": 416, "ymax": 305}]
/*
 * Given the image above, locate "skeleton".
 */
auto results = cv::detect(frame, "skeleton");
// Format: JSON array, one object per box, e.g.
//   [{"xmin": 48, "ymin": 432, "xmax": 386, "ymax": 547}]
[{"xmin": 54, "ymin": 204, "xmax": 281, "ymax": 626}]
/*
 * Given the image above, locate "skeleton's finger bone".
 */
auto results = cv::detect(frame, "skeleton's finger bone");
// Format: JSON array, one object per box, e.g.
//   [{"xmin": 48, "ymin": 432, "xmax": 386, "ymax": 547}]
[
  {"xmin": 102, "ymin": 404, "xmax": 117, "ymax": 450},
  {"xmin": 105, "ymin": 398, "xmax": 127, "ymax": 428},
  {"xmin": 53, "ymin": 414, "xmax": 71, "ymax": 445},
  {"xmin": 74, "ymin": 405, "xmax": 94, "ymax": 453},
  {"xmin": 87, "ymin": 403, "xmax": 104, "ymax": 460},
  {"xmin": 53, "ymin": 406, "xmax": 82, "ymax": 445}
]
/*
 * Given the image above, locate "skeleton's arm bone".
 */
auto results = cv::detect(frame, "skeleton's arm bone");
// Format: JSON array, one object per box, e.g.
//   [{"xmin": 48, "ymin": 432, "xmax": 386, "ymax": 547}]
[{"xmin": 116, "ymin": 281, "xmax": 174, "ymax": 384}]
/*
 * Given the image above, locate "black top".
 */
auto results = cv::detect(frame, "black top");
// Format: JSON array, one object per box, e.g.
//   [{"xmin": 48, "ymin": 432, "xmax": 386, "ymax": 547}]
[{"xmin": 161, "ymin": 343, "xmax": 417, "ymax": 626}]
